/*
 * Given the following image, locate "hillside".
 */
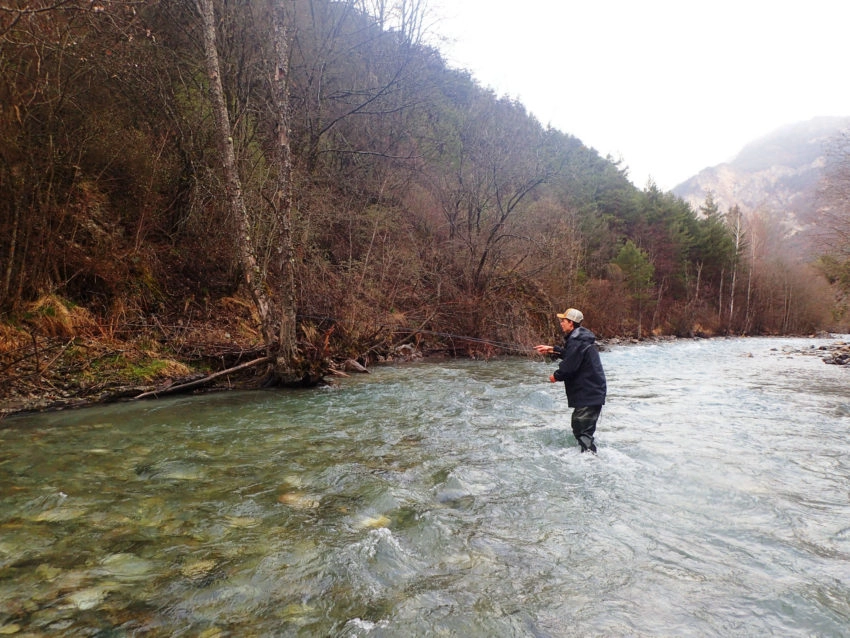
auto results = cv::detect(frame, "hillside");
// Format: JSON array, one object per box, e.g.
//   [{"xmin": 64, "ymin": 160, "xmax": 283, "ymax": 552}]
[
  {"xmin": 672, "ymin": 116, "xmax": 850, "ymax": 237},
  {"xmin": 2, "ymin": 1, "xmax": 846, "ymax": 416}
]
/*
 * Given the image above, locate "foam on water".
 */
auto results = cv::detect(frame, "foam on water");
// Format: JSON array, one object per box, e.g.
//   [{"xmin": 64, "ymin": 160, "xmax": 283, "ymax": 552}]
[{"xmin": 1, "ymin": 336, "xmax": 848, "ymax": 635}]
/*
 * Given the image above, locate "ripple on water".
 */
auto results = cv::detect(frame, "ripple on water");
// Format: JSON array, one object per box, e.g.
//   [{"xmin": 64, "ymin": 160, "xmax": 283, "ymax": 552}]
[{"xmin": 1, "ymin": 337, "xmax": 849, "ymax": 636}]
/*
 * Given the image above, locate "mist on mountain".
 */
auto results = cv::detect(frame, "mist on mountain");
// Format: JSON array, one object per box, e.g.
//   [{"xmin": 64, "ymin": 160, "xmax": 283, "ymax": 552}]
[{"xmin": 672, "ymin": 116, "xmax": 850, "ymax": 242}]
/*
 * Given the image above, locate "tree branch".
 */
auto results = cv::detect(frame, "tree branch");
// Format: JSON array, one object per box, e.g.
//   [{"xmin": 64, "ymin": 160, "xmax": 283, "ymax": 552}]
[{"xmin": 133, "ymin": 355, "xmax": 272, "ymax": 400}]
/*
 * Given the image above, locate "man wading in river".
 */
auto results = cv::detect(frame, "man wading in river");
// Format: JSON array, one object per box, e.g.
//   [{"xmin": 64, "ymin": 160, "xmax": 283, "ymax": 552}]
[{"xmin": 535, "ymin": 308, "xmax": 607, "ymax": 454}]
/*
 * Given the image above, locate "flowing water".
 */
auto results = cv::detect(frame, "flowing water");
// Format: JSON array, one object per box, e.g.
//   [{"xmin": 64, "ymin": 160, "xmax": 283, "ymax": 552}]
[{"xmin": 1, "ymin": 336, "xmax": 849, "ymax": 637}]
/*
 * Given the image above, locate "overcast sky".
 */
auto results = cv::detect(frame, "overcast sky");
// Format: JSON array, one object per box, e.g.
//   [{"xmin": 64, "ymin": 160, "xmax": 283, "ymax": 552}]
[{"xmin": 426, "ymin": 0, "xmax": 850, "ymax": 191}]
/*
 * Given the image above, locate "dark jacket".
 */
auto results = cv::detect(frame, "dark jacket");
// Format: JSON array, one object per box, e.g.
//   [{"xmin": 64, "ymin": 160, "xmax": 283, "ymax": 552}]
[{"xmin": 552, "ymin": 326, "xmax": 607, "ymax": 407}]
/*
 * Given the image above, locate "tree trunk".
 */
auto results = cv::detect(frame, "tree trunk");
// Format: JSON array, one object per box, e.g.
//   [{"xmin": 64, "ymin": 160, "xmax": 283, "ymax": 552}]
[
  {"xmin": 2, "ymin": 203, "xmax": 21, "ymax": 308},
  {"xmin": 196, "ymin": 0, "xmax": 275, "ymax": 347},
  {"xmin": 718, "ymin": 267, "xmax": 724, "ymax": 330},
  {"xmin": 270, "ymin": 0, "xmax": 301, "ymax": 379},
  {"xmin": 195, "ymin": 0, "xmax": 314, "ymax": 385},
  {"xmin": 728, "ymin": 208, "xmax": 742, "ymax": 329},
  {"xmin": 744, "ymin": 238, "xmax": 755, "ymax": 334}
]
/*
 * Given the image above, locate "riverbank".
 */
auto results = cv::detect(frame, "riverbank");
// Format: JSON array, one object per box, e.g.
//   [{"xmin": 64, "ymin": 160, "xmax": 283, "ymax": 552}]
[
  {"xmin": 2, "ymin": 329, "xmax": 847, "ymax": 420},
  {"xmin": 0, "ymin": 317, "xmax": 428, "ymax": 419}
]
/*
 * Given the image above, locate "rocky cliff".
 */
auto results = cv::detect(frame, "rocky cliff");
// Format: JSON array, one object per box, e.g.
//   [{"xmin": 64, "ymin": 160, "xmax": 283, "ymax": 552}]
[{"xmin": 672, "ymin": 116, "xmax": 850, "ymax": 237}]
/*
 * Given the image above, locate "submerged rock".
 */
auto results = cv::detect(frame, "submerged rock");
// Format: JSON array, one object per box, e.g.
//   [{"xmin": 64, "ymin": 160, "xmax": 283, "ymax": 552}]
[
  {"xmin": 355, "ymin": 514, "xmax": 391, "ymax": 529},
  {"xmin": 30, "ymin": 507, "xmax": 87, "ymax": 522},
  {"xmin": 67, "ymin": 586, "xmax": 108, "ymax": 610},
  {"xmin": 66, "ymin": 580, "xmax": 126, "ymax": 611},
  {"xmin": 277, "ymin": 492, "xmax": 319, "ymax": 509},
  {"xmin": 180, "ymin": 558, "xmax": 219, "ymax": 581},
  {"xmin": 34, "ymin": 564, "xmax": 62, "ymax": 581},
  {"xmin": 98, "ymin": 553, "xmax": 156, "ymax": 580},
  {"xmin": 223, "ymin": 516, "xmax": 261, "ymax": 528}
]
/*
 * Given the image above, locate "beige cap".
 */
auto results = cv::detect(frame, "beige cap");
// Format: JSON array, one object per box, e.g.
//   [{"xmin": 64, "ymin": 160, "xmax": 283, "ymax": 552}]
[{"xmin": 556, "ymin": 308, "xmax": 584, "ymax": 323}]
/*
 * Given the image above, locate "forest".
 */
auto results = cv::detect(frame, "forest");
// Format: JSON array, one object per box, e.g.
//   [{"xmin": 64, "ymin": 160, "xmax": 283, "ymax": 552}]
[{"xmin": 1, "ymin": 0, "xmax": 848, "ymax": 401}]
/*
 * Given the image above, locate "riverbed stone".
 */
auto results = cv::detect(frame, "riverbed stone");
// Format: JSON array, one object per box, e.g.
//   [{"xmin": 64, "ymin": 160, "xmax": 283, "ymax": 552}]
[
  {"xmin": 787, "ymin": 340, "xmax": 850, "ymax": 365},
  {"xmin": 180, "ymin": 559, "xmax": 219, "ymax": 581},
  {"xmin": 277, "ymin": 492, "xmax": 319, "ymax": 509}
]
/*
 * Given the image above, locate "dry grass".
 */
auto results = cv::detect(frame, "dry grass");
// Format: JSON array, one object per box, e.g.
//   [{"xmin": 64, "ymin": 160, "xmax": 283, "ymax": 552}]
[
  {"xmin": 0, "ymin": 323, "xmax": 29, "ymax": 355},
  {"xmin": 23, "ymin": 295, "xmax": 98, "ymax": 339}
]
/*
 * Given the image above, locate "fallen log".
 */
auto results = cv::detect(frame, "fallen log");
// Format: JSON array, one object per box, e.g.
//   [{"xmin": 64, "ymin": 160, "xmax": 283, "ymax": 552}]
[
  {"xmin": 134, "ymin": 355, "xmax": 272, "ymax": 400},
  {"xmin": 343, "ymin": 358, "xmax": 369, "ymax": 373}
]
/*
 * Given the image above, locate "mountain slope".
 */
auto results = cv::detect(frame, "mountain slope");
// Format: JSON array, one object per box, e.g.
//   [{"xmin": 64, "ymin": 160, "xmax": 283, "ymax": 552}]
[{"xmin": 672, "ymin": 116, "xmax": 850, "ymax": 235}]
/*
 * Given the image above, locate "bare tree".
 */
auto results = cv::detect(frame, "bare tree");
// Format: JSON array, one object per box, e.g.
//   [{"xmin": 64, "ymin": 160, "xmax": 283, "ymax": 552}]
[
  {"xmin": 269, "ymin": 0, "xmax": 299, "ymax": 374},
  {"xmin": 815, "ymin": 130, "xmax": 850, "ymax": 268},
  {"xmin": 288, "ymin": 0, "xmax": 429, "ymax": 174},
  {"xmin": 726, "ymin": 204, "xmax": 746, "ymax": 331},
  {"xmin": 810, "ymin": 129, "xmax": 850, "ymax": 327},
  {"xmin": 0, "ymin": 0, "xmax": 154, "ymax": 312},
  {"xmin": 194, "ymin": 0, "xmax": 302, "ymax": 382},
  {"xmin": 196, "ymin": 0, "xmax": 269, "ymax": 336},
  {"xmin": 431, "ymin": 97, "xmax": 558, "ymax": 294}
]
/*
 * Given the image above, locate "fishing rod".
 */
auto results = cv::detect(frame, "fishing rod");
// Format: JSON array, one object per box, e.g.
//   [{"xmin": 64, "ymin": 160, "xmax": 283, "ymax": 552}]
[
  {"xmin": 296, "ymin": 314, "xmax": 538, "ymax": 355},
  {"xmin": 390, "ymin": 328, "xmax": 536, "ymax": 354},
  {"xmin": 102, "ymin": 314, "xmax": 542, "ymax": 355}
]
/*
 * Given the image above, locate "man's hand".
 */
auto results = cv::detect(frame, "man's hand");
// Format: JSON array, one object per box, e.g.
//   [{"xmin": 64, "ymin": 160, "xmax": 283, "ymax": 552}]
[
  {"xmin": 549, "ymin": 374, "xmax": 556, "ymax": 383},
  {"xmin": 535, "ymin": 345, "xmax": 554, "ymax": 355}
]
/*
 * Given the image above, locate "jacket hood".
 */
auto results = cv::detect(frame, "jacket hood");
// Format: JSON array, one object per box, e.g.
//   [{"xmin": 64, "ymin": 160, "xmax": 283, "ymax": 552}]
[{"xmin": 567, "ymin": 326, "xmax": 596, "ymax": 345}]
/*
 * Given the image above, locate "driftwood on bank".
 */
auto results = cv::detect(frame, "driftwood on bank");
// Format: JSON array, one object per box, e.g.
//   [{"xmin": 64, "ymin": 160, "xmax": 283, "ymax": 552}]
[
  {"xmin": 343, "ymin": 358, "xmax": 369, "ymax": 373},
  {"xmin": 134, "ymin": 355, "xmax": 272, "ymax": 400}
]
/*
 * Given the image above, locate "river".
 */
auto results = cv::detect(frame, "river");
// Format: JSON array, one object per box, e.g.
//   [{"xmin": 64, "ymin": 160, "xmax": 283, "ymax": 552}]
[{"xmin": 1, "ymin": 336, "xmax": 849, "ymax": 636}]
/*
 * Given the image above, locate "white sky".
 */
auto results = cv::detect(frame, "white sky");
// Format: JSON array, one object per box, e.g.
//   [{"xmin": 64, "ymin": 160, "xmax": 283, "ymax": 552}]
[{"xmin": 427, "ymin": 0, "xmax": 850, "ymax": 191}]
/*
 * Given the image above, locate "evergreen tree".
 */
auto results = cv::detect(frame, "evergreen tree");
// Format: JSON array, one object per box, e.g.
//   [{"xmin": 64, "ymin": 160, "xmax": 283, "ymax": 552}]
[{"xmin": 611, "ymin": 240, "xmax": 655, "ymax": 337}]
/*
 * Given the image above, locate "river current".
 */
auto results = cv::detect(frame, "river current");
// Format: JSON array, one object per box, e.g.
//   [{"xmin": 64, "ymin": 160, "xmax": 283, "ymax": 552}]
[{"xmin": 1, "ymin": 336, "xmax": 849, "ymax": 636}]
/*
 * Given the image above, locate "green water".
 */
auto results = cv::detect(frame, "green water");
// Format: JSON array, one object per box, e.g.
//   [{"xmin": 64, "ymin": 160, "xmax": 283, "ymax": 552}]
[{"xmin": 2, "ymin": 338, "xmax": 850, "ymax": 636}]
